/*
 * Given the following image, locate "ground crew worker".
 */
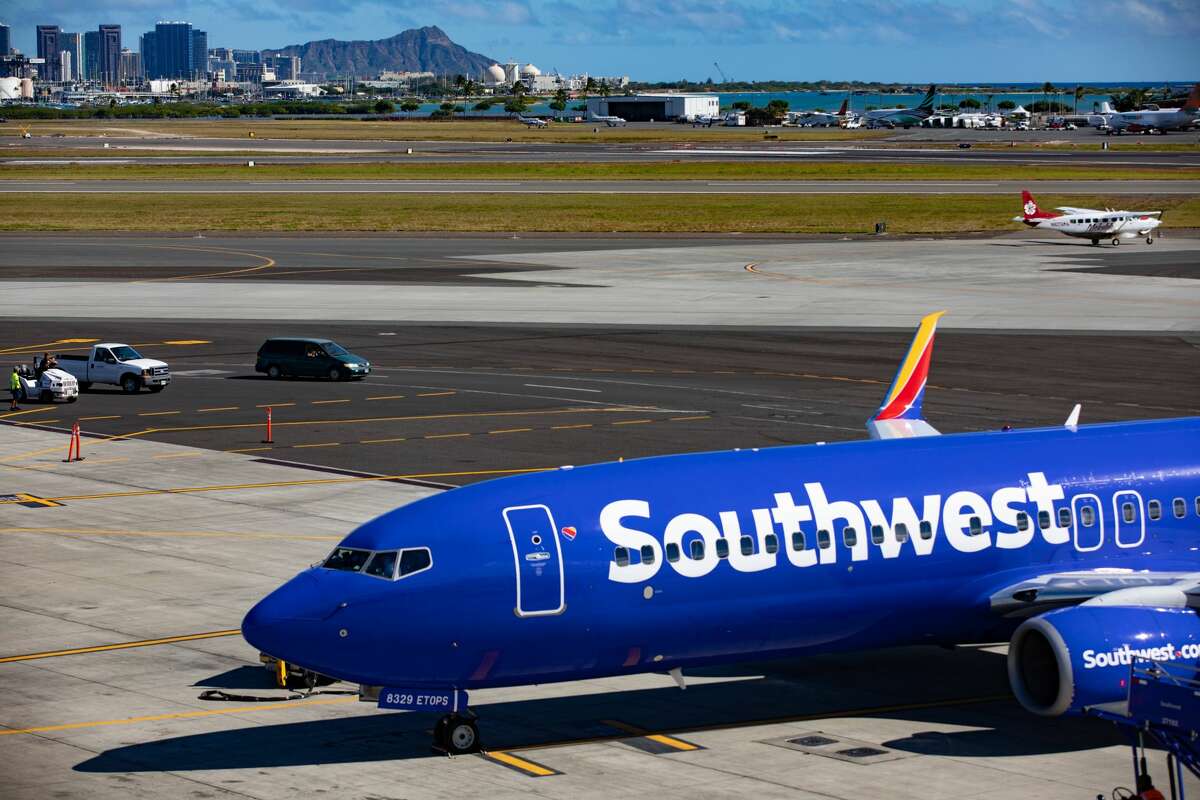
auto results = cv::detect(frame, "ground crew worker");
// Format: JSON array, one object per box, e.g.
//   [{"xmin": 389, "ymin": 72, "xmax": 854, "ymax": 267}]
[{"xmin": 9, "ymin": 366, "xmax": 21, "ymax": 410}]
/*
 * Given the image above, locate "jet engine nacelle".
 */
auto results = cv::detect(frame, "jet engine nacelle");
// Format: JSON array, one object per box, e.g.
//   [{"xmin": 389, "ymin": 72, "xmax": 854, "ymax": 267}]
[{"xmin": 1007, "ymin": 603, "xmax": 1200, "ymax": 716}]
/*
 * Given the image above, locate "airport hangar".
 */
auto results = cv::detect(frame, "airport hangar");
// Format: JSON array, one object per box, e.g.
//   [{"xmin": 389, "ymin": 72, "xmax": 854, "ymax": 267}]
[{"xmin": 586, "ymin": 92, "xmax": 720, "ymax": 121}]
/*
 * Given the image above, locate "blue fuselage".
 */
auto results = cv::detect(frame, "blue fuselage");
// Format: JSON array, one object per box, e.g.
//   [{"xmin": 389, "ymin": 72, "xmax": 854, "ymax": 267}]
[{"xmin": 242, "ymin": 418, "xmax": 1200, "ymax": 690}]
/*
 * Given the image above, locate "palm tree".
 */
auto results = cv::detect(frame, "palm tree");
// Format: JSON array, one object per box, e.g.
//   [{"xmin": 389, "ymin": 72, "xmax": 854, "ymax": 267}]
[{"xmin": 1074, "ymin": 85, "xmax": 1085, "ymax": 116}]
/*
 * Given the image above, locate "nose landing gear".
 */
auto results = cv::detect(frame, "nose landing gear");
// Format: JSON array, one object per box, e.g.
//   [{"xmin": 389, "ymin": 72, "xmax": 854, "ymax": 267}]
[
  {"xmin": 434, "ymin": 713, "xmax": 481, "ymax": 755},
  {"xmin": 1111, "ymin": 237, "xmax": 1121, "ymax": 246}
]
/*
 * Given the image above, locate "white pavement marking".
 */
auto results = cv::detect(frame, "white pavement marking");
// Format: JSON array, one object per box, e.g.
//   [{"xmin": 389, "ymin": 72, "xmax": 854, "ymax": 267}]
[{"xmin": 524, "ymin": 384, "xmax": 603, "ymax": 393}]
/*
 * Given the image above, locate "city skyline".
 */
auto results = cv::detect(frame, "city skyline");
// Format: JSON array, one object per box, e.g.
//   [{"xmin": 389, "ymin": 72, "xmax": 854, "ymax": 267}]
[{"xmin": 3, "ymin": 1, "xmax": 1197, "ymax": 82}]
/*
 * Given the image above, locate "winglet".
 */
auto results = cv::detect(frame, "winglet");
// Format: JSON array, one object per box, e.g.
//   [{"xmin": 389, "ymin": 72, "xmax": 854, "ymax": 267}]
[
  {"xmin": 1064, "ymin": 403, "xmax": 1081, "ymax": 431},
  {"xmin": 867, "ymin": 312, "xmax": 944, "ymax": 440}
]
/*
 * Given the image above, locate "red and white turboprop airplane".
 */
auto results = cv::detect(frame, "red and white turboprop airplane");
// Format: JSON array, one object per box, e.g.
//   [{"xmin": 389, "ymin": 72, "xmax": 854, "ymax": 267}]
[{"xmin": 1014, "ymin": 190, "xmax": 1162, "ymax": 246}]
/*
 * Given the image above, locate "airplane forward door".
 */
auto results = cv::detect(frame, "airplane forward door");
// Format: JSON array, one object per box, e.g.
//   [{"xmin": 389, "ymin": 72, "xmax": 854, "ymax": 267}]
[{"xmin": 503, "ymin": 505, "xmax": 566, "ymax": 617}]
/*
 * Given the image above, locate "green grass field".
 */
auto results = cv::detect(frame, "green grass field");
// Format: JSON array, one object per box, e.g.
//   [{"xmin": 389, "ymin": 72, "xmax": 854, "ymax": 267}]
[
  {"xmin": 3, "ymin": 193, "xmax": 1195, "ymax": 233},
  {"xmin": 1, "ymin": 161, "xmax": 1197, "ymax": 182}
]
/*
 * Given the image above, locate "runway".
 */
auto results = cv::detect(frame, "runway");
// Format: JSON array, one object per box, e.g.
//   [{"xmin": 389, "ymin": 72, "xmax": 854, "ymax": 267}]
[
  {"xmin": 6, "ymin": 132, "xmax": 1200, "ymax": 167},
  {"xmin": 1, "ymin": 233, "xmax": 1196, "ymax": 330},
  {"xmin": 4, "ymin": 178, "xmax": 1199, "ymax": 194}
]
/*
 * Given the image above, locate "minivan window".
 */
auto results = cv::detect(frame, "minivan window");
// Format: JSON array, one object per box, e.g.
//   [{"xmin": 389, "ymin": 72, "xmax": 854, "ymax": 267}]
[{"xmin": 324, "ymin": 342, "xmax": 349, "ymax": 356}]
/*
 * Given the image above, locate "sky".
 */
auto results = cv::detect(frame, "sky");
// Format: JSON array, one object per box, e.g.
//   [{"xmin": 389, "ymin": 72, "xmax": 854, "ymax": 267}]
[{"xmin": 5, "ymin": 0, "xmax": 1197, "ymax": 82}]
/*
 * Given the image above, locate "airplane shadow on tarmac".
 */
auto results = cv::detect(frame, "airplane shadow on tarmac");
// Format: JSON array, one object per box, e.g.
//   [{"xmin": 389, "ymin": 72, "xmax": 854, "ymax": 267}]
[{"xmin": 76, "ymin": 646, "xmax": 1121, "ymax": 773}]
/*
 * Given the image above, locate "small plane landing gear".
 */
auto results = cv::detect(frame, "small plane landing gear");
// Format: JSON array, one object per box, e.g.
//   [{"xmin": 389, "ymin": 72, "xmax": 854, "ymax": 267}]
[
  {"xmin": 1091, "ymin": 238, "xmax": 1100, "ymax": 246},
  {"xmin": 1111, "ymin": 237, "xmax": 1121, "ymax": 246},
  {"xmin": 1146, "ymin": 236, "xmax": 1154, "ymax": 245},
  {"xmin": 434, "ymin": 713, "xmax": 481, "ymax": 755}
]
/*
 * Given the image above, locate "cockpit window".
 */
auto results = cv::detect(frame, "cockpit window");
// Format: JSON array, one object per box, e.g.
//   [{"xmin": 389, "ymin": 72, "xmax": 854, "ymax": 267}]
[
  {"xmin": 399, "ymin": 547, "xmax": 432, "ymax": 578},
  {"xmin": 323, "ymin": 547, "xmax": 371, "ymax": 572},
  {"xmin": 364, "ymin": 550, "xmax": 398, "ymax": 579}
]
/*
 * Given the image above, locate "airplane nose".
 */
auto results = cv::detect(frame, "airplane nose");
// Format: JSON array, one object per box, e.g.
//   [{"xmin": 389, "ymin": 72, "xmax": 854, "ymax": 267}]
[{"xmin": 242, "ymin": 572, "xmax": 338, "ymax": 658}]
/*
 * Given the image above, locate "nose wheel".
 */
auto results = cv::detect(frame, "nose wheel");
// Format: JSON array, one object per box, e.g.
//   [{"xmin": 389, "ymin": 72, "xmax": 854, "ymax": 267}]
[
  {"xmin": 1145, "ymin": 236, "xmax": 1154, "ymax": 245},
  {"xmin": 434, "ymin": 713, "xmax": 481, "ymax": 755},
  {"xmin": 1111, "ymin": 238, "xmax": 1121, "ymax": 246}
]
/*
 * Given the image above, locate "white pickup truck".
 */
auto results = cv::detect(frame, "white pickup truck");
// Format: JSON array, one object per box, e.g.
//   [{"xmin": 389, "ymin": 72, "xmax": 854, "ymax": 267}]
[{"xmin": 56, "ymin": 343, "xmax": 171, "ymax": 394}]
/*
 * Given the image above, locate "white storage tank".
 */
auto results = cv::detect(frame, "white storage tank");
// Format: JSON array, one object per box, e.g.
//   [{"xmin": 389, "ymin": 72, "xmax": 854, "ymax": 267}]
[{"xmin": 0, "ymin": 77, "xmax": 20, "ymax": 100}]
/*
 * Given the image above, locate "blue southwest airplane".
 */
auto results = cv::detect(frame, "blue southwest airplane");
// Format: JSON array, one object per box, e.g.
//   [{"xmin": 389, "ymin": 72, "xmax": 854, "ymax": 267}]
[{"xmin": 243, "ymin": 312, "xmax": 1200, "ymax": 755}]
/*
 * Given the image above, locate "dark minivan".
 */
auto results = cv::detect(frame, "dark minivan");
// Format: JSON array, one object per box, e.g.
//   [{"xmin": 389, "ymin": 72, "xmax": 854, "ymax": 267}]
[{"xmin": 255, "ymin": 338, "xmax": 371, "ymax": 381}]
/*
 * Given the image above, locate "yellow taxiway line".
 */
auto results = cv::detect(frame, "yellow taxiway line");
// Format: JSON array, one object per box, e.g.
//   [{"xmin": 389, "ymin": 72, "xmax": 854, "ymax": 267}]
[{"xmin": 0, "ymin": 629, "xmax": 241, "ymax": 664}]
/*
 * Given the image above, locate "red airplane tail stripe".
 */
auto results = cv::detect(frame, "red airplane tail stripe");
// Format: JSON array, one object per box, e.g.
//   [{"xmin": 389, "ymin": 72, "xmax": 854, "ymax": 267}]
[
  {"xmin": 1185, "ymin": 83, "xmax": 1200, "ymax": 112},
  {"xmin": 1021, "ymin": 190, "xmax": 1057, "ymax": 220}
]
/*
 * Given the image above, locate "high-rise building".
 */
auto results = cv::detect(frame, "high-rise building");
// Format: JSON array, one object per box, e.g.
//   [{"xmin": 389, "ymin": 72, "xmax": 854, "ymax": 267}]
[
  {"xmin": 142, "ymin": 21, "xmax": 197, "ymax": 79},
  {"xmin": 232, "ymin": 49, "xmax": 260, "ymax": 65},
  {"xmin": 191, "ymin": 30, "xmax": 207, "ymax": 78},
  {"xmin": 208, "ymin": 48, "xmax": 236, "ymax": 82},
  {"xmin": 83, "ymin": 30, "xmax": 99, "ymax": 81},
  {"xmin": 36, "ymin": 25, "xmax": 61, "ymax": 81},
  {"xmin": 98, "ymin": 24, "xmax": 121, "ymax": 85},
  {"xmin": 264, "ymin": 53, "xmax": 301, "ymax": 81},
  {"xmin": 61, "ymin": 32, "xmax": 81, "ymax": 82},
  {"xmin": 119, "ymin": 49, "xmax": 142, "ymax": 84},
  {"xmin": 0, "ymin": 24, "xmax": 11, "ymax": 56}
]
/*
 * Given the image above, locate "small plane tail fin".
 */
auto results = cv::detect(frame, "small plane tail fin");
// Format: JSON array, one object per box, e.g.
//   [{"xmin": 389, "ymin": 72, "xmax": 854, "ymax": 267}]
[
  {"xmin": 1022, "ymin": 190, "xmax": 1056, "ymax": 220},
  {"xmin": 837, "ymin": 97, "xmax": 848, "ymax": 116},
  {"xmin": 1100, "ymin": 101, "xmax": 1116, "ymax": 114},
  {"xmin": 867, "ymin": 311, "xmax": 944, "ymax": 440},
  {"xmin": 1184, "ymin": 83, "xmax": 1200, "ymax": 112}
]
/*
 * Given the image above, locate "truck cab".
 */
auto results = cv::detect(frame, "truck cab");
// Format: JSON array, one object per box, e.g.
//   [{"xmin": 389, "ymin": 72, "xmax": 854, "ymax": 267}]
[{"xmin": 57, "ymin": 343, "xmax": 171, "ymax": 394}]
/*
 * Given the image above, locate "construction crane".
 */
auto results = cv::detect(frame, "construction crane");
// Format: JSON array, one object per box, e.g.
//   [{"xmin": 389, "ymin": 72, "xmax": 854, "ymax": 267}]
[{"xmin": 713, "ymin": 62, "xmax": 729, "ymax": 84}]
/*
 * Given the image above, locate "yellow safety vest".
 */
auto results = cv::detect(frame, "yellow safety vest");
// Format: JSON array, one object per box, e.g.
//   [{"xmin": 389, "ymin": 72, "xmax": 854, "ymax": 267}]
[{"xmin": 10, "ymin": 371, "xmax": 19, "ymax": 390}]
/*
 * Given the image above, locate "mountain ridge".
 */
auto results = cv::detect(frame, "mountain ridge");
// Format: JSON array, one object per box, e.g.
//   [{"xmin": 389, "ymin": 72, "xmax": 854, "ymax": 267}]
[{"xmin": 271, "ymin": 26, "xmax": 495, "ymax": 78}]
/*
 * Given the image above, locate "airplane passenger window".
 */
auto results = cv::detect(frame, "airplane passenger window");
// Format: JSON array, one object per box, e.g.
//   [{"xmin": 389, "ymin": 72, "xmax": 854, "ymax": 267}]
[
  {"xmin": 919, "ymin": 521, "xmax": 933, "ymax": 540},
  {"xmin": 689, "ymin": 539, "xmax": 705, "ymax": 560},
  {"xmin": 716, "ymin": 539, "xmax": 729, "ymax": 559},
  {"xmin": 1122, "ymin": 503, "xmax": 1135, "ymax": 524},
  {"xmin": 968, "ymin": 516, "xmax": 982, "ymax": 536},
  {"xmin": 640, "ymin": 544, "xmax": 656, "ymax": 565},
  {"xmin": 817, "ymin": 529, "xmax": 831, "ymax": 549},
  {"xmin": 666, "ymin": 543, "xmax": 680, "ymax": 563},
  {"xmin": 1195, "ymin": 497, "xmax": 1200, "ymax": 518},
  {"xmin": 870, "ymin": 525, "xmax": 885, "ymax": 545},
  {"xmin": 398, "ymin": 548, "xmax": 432, "ymax": 577},
  {"xmin": 1148, "ymin": 501, "xmax": 1162, "ymax": 521},
  {"xmin": 1174, "ymin": 498, "xmax": 1187, "ymax": 519},
  {"xmin": 842, "ymin": 527, "xmax": 857, "ymax": 547},
  {"xmin": 1058, "ymin": 508, "xmax": 1071, "ymax": 528},
  {"xmin": 895, "ymin": 523, "xmax": 909, "ymax": 543},
  {"xmin": 1038, "ymin": 511, "xmax": 1051, "ymax": 530},
  {"xmin": 364, "ymin": 550, "xmax": 398, "ymax": 579},
  {"xmin": 1017, "ymin": 512, "xmax": 1030, "ymax": 531},
  {"xmin": 323, "ymin": 547, "xmax": 372, "ymax": 573},
  {"xmin": 1081, "ymin": 506, "xmax": 1095, "ymax": 527},
  {"xmin": 613, "ymin": 547, "xmax": 630, "ymax": 567},
  {"xmin": 792, "ymin": 531, "xmax": 806, "ymax": 551},
  {"xmin": 740, "ymin": 535, "xmax": 754, "ymax": 556},
  {"xmin": 765, "ymin": 533, "xmax": 779, "ymax": 554}
]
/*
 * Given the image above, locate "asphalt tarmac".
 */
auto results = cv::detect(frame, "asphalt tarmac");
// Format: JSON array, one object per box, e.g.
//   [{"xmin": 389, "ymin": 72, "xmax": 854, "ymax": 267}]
[
  {"xmin": 5, "ymin": 131, "xmax": 1199, "ymax": 167},
  {"xmin": 4, "ymin": 178, "xmax": 1198, "ymax": 194},
  {"xmin": 2, "ymin": 233, "xmax": 1196, "ymax": 331},
  {"xmin": 3, "ymin": 320, "xmax": 1196, "ymax": 487}
]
